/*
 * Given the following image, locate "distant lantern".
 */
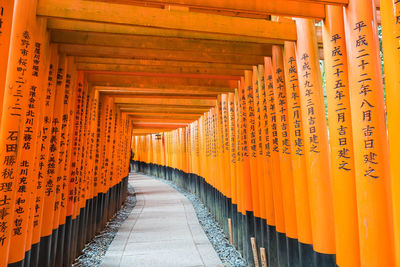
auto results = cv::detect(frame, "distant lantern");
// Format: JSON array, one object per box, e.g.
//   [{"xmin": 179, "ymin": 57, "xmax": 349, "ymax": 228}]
[{"xmin": 155, "ymin": 133, "xmax": 162, "ymax": 140}]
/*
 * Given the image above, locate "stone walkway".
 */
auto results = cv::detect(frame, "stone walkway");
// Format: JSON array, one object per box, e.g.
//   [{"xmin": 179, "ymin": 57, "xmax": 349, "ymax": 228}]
[{"xmin": 101, "ymin": 173, "xmax": 223, "ymax": 267}]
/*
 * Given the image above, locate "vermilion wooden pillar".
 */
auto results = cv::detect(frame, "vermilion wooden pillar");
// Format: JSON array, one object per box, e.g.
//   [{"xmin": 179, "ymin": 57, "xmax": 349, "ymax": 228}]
[
  {"xmin": 55, "ymin": 57, "xmax": 78, "ymax": 266},
  {"xmin": 24, "ymin": 22, "xmax": 52, "ymax": 267},
  {"xmin": 234, "ymin": 89, "xmax": 246, "ymax": 255},
  {"xmin": 237, "ymin": 79, "xmax": 254, "ymax": 263},
  {"xmin": 38, "ymin": 53, "xmax": 68, "ymax": 267},
  {"xmin": 295, "ymin": 18, "xmax": 336, "ymax": 265},
  {"xmin": 216, "ymin": 95, "xmax": 226, "ymax": 210},
  {"xmin": 65, "ymin": 71, "xmax": 84, "ymax": 245},
  {"xmin": 322, "ymin": 5, "xmax": 360, "ymax": 267},
  {"xmin": 95, "ymin": 89, "xmax": 108, "ymax": 236},
  {"xmin": 8, "ymin": 16, "xmax": 47, "ymax": 266},
  {"xmin": 220, "ymin": 93, "xmax": 231, "ymax": 234},
  {"xmin": 380, "ymin": 0, "xmax": 400, "ymax": 264},
  {"xmin": 252, "ymin": 67, "xmax": 267, "ymax": 249},
  {"xmin": 272, "ymin": 47, "xmax": 299, "ymax": 263},
  {"xmin": 244, "ymin": 71, "xmax": 261, "ymax": 244},
  {"xmin": 30, "ymin": 45, "xmax": 59, "ymax": 267},
  {"xmin": 227, "ymin": 92, "xmax": 239, "ymax": 247},
  {"xmin": 0, "ymin": 0, "xmax": 36, "ymax": 264},
  {"xmin": 283, "ymin": 41, "xmax": 314, "ymax": 266},
  {"xmin": 50, "ymin": 57, "xmax": 73, "ymax": 265},
  {"xmin": 344, "ymin": 0, "xmax": 395, "ymax": 265},
  {"xmin": 238, "ymin": 78, "xmax": 253, "ymax": 218},
  {"xmin": 264, "ymin": 58, "xmax": 285, "ymax": 231},
  {"xmin": 221, "ymin": 94, "xmax": 232, "ymax": 206},
  {"xmin": 256, "ymin": 64, "xmax": 275, "ymax": 225},
  {"xmin": 264, "ymin": 57, "xmax": 287, "ymax": 266},
  {"xmin": 257, "ymin": 64, "xmax": 277, "ymax": 266},
  {"xmin": 71, "ymin": 74, "xmax": 89, "ymax": 262}
]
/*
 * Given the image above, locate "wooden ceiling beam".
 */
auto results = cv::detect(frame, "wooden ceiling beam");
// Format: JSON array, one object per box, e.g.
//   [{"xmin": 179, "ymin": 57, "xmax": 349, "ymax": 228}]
[
  {"xmin": 132, "ymin": 122, "xmax": 189, "ymax": 128},
  {"xmin": 132, "ymin": 129, "xmax": 176, "ymax": 135},
  {"xmin": 128, "ymin": 117, "xmax": 195, "ymax": 123},
  {"xmin": 121, "ymin": 110, "xmax": 206, "ymax": 115},
  {"xmin": 87, "ymin": 73, "xmax": 238, "ymax": 88},
  {"xmin": 85, "ymin": 0, "xmax": 327, "ymax": 18},
  {"xmin": 126, "ymin": 112, "xmax": 202, "ymax": 119},
  {"xmin": 94, "ymin": 86, "xmax": 228, "ymax": 95},
  {"xmin": 75, "ymin": 57, "xmax": 252, "ymax": 70},
  {"xmin": 77, "ymin": 63, "xmax": 246, "ymax": 76},
  {"xmin": 47, "ymin": 18, "xmax": 285, "ymax": 44},
  {"xmin": 51, "ymin": 30, "xmax": 273, "ymax": 56},
  {"xmin": 126, "ymin": 112, "xmax": 202, "ymax": 116},
  {"xmin": 47, "ymin": 18, "xmax": 380, "ymax": 47},
  {"xmin": 118, "ymin": 105, "xmax": 209, "ymax": 114},
  {"xmin": 58, "ymin": 44, "xmax": 266, "ymax": 65},
  {"xmin": 37, "ymin": 0, "xmax": 297, "ymax": 41},
  {"xmin": 132, "ymin": 126, "xmax": 182, "ymax": 130},
  {"xmin": 85, "ymin": 70, "xmax": 237, "ymax": 80},
  {"xmin": 112, "ymin": 97, "xmax": 216, "ymax": 107},
  {"xmin": 102, "ymin": 93, "xmax": 217, "ymax": 100},
  {"xmin": 118, "ymin": 104, "xmax": 213, "ymax": 111}
]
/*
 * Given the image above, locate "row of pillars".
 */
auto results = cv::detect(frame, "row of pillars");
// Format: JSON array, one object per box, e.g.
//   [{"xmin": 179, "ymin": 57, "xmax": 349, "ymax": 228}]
[
  {"xmin": 0, "ymin": 0, "xmax": 132, "ymax": 266},
  {"xmin": 133, "ymin": 0, "xmax": 400, "ymax": 266}
]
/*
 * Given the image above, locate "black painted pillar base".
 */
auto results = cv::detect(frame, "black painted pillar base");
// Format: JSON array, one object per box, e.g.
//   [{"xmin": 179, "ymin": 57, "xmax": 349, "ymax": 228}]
[
  {"xmin": 299, "ymin": 242, "xmax": 315, "ymax": 267},
  {"xmin": 38, "ymin": 234, "xmax": 52, "ymax": 267},
  {"xmin": 277, "ymin": 231, "xmax": 288, "ymax": 267},
  {"xmin": 287, "ymin": 237, "xmax": 300, "ymax": 267},
  {"xmin": 29, "ymin": 242, "xmax": 40, "ymax": 267},
  {"xmin": 314, "ymin": 251, "xmax": 336, "ymax": 267},
  {"xmin": 267, "ymin": 224, "xmax": 278, "ymax": 267}
]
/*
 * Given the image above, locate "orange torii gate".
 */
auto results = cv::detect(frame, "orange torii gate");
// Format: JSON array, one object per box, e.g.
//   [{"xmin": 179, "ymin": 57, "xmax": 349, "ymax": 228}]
[{"xmin": 0, "ymin": 0, "xmax": 399, "ymax": 266}]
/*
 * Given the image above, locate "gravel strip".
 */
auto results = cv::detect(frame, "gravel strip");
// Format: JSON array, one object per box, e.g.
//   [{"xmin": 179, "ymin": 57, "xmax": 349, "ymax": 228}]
[
  {"xmin": 72, "ymin": 184, "xmax": 137, "ymax": 267},
  {"xmin": 151, "ymin": 175, "xmax": 247, "ymax": 267}
]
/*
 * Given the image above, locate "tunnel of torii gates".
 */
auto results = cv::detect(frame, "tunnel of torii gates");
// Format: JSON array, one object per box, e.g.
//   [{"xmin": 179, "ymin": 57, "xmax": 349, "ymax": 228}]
[{"xmin": 1, "ymin": 0, "xmax": 400, "ymax": 267}]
